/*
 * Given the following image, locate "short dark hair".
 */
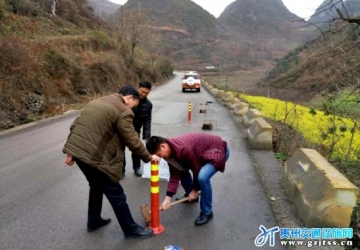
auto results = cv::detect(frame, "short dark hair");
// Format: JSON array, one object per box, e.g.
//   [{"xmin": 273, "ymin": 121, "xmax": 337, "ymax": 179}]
[
  {"xmin": 138, "ymin": 81, "xmax": 152, "ymax": 90},
  {"xmin": 119, "ymin": 85, "xmax": 140, "ymax": 99},
  {"xmin": 146, "ymin": 136, "xmax": 167, "ymax": 154}
]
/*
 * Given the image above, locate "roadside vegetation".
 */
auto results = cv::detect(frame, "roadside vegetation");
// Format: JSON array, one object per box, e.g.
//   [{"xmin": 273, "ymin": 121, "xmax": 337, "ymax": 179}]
[
  {"xmin": 0, "ymin": 0, "xmax": 174, "ymax": 131},
  {"xmin": 240, "ymin": 94, "xmax": 360, "ymax": 162}
]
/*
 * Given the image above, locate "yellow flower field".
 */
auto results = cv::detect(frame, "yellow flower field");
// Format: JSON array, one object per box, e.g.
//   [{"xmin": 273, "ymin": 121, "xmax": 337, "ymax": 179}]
[{"xmin": 240, "ymin": 94, "xmax": 360, "ymax": 161}]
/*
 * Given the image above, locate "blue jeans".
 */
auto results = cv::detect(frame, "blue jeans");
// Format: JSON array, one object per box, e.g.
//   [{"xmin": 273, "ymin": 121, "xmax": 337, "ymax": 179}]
[{"xmin": 180, "ymin": 147, "xmax": 230, "ymax": 215}]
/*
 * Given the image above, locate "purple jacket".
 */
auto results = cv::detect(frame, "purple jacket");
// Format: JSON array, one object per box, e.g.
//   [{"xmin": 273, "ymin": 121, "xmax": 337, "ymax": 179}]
[{"xmin": 166, "ymin": 133, "xmax": 227, "ymax": 195}]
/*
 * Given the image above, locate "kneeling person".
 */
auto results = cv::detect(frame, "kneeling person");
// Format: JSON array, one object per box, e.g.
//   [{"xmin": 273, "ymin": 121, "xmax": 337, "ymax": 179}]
[{"xmin": 146, "ymin": 133, "xmax": 230, "ymax": 226}]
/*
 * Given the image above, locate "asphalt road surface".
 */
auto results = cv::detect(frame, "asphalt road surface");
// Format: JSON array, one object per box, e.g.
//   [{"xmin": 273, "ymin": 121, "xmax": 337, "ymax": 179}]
[{"xmin": 0, "ymin": 72, "xmax": 285, "ymax": 250}]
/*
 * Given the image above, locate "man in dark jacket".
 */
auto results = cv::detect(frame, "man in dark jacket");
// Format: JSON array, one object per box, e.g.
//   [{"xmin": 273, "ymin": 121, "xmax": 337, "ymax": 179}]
[
  {"xmin": 63, "ymin": 85, "xmax": 161, "ymax": 239},
  {"xmin": 146, "ymin": 133, "xmax": 230, "ymax": 226},
  {"xmin": 122, "ymin": 81, "xmax": 153, "ymax": 177}
]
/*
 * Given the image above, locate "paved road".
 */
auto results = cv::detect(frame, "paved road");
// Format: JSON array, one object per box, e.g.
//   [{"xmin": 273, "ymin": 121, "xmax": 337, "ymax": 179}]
[{"xmin": 0, "ymin": 72, "xmax": 284, "ymax": 250}]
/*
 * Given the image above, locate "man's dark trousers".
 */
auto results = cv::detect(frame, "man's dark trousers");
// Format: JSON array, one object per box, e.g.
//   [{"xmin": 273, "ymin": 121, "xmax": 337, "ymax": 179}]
[
  {"xmin": 122, "ymin": 153, "xmax": 141, "ymax": 174},
  {"xmin": 131, "ymin": 153, "xmax": 141, "ymax": 170},
  {"xmin": 76, "ymin": 159, "xmax": 138, "ymax": 234}
]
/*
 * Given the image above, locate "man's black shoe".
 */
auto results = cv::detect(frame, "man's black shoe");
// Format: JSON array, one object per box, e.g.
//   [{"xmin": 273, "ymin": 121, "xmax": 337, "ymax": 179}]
[
  {"xmin": 87, "ymin": 218, "xmax": 111, "ymax": 232},
  {"xmin": 125, "ymin": 227, "xmax": 154, "ymax": 238},
  {"xmin": 195, "ymin": 212, "xmax": 213, "ymax": 226},
  {"xmin": 175, "ymin": 194, "xmax": 199, "ymax": 203},
  {"xmin": 134, "ymin": 168, "xmax": 142, "ymax": 177}
]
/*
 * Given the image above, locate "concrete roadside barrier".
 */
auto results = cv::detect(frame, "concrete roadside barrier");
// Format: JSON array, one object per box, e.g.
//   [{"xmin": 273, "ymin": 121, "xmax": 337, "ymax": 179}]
[
  {"xmin": 243, "ymin": 108, "xmax": 263, "ymax": 128},
  {"xmin": 222, "ymin": 92, "xmax": 234, "ymax": 103},
  {"xmin": 228, "ymin": 98, "xmax": 241, "ymax": 110},
  {"xmin": 217, "ymin": 90, "xmax": 225, "ymax": 99},
  {"xmin": 283, "ymin": 148, "xmax": 358, "ymax": 228},
  {"xmin": 206, "ymin": 84, "xmax": 212, "ymax": 92},
  {"xmin": 246, "ymin": 117, "xmax": 273, "ymax": 150},
  {"xmin": 211, "ymin": 88, "xmax": 219, "ymax": 97},
  {"xmin": 234, "ymin": 102, "xmax": 249, "ymax": 116}
]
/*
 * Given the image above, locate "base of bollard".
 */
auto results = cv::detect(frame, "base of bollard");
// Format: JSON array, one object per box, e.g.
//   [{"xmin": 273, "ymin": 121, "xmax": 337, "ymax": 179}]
[{"xmin": 149, "ymin": 224, "xmax": 165, "ymax": 234}]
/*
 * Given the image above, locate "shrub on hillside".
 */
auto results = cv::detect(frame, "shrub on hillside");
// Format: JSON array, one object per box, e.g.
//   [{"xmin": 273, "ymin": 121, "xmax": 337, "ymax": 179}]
[
  {"xmin": 7, "ymin": 0, "xmax": 38, "ymax": 16},
  {"xmin": 45, "ymin": 50, "xmax": 72, "ymax": 79},
  {"xmin": 88, "ymin": 60, "xmax": 120, "ymax": 94},
  {"xmin": 156, "ymin": 57, "xmax": 174, "ymax": 78},
  {"xmin": 92, "ymin": 29, "xmax": 111, "ymax": 49},
  {"xmin": 0, "ymin": 0, "xmax": 6, "ymax": 18}
]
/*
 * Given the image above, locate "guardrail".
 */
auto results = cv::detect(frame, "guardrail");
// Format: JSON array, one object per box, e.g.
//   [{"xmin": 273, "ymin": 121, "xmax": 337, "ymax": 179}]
[
  {"xmin": 284, "ymin": 148, "xmax": 358, "ymax": 227},
  {"xmin": 243, "ymin": 108, "xmax": 263, "ymax": 128},
  {"xmin": 247, "ymin": 117, "xmax": 273, "ymax": 150},
  {"xmin": 203, "ymin": 81, "xmax": 359, "ymax": 228}
]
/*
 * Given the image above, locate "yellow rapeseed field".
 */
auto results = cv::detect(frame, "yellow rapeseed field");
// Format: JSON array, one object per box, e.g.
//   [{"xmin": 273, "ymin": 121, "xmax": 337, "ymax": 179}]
[{"xmin": 240, "ymin": 94, "xmax": 360, "ymax": 161}]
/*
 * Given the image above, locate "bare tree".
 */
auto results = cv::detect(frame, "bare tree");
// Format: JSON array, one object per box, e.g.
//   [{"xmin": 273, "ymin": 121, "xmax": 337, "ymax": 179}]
[
  {"xmin": 116, "ymin": 4, "xmax": 150, "ymax": 62},
  {"xmin": 304, "ymin": 0, "xmax": 360, "ymax": 105}
]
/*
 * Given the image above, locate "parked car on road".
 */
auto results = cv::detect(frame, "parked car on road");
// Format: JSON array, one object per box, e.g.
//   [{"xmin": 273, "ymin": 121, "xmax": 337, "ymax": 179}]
[{"xmin": 182, "ymin": 71, "xmax": 201, "ymax": 92}]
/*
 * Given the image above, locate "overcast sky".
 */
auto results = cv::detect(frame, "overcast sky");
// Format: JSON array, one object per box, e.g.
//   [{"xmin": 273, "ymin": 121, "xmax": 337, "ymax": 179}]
[{"xmin": 107, "ymin": 0, "xmax": 324, "ymax": 19}]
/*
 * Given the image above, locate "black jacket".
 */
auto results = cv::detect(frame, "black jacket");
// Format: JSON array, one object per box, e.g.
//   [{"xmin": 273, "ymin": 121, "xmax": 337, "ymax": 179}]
[{"xmin": 133, "ymin": 98, "xmax": 152, "ymax": 140}]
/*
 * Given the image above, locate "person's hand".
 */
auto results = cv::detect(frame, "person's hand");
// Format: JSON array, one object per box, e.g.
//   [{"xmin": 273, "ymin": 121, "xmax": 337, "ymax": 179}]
[
  {"xmin": 160, "ymin": 196, "xmax": 172, "ymax": 211},
  {"xmin": 65, "ymin": 154, "xmax": 74, "ymax": 166},
  {"xmin": 188, "ymin": 190, "xmax": 199, "ymax": 201},
  {"xmin": 151, "ymin": 154, "xmax": 161, "ymax": 164}
]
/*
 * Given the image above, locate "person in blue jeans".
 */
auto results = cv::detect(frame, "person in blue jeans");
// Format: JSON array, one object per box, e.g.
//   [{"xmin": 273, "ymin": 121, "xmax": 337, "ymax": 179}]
[{"xmin": 146, "ymin": 133, "xmax": 230, "ymax": 226}]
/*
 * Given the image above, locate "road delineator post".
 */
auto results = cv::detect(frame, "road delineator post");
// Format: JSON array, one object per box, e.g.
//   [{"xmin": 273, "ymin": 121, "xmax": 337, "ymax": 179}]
[
  {"xmin": 188, "ymin": 102, "xmax": 192, "ymax": 123},
  {"xmin": 149, "ymin": 161, "xmax": 165, "ymax": 234}
]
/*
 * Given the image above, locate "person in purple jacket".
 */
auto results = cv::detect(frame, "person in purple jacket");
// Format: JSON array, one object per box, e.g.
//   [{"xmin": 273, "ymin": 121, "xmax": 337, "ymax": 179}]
[{"xmin": 146, "ymin": 133, "xmax": 230, "ymax": 226}]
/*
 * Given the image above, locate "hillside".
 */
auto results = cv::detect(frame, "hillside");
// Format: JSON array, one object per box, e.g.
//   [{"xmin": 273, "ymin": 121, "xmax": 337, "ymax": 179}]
[
  {"xmin": 218, "ymin": 0, "xmax": 305, "ymax": 42},
  {"xmin": 1, "ymin": 0, "xmax": 338, "ymax": 131},
  {"xmin": 253, "ymin": 19, "xmax": 360, "ymax": 107},
  {"xmin": 246, "ymin": 0, "xmax": 360, "ymax": 110},
  {"xmin": 123, "ymin": 0, "xmax": 218, "ymax": 36},
  {"xmin": 0, "ymin": 0, "xmax": 173, "ymax": 131},
  {"xmin": 203, "ymin": 0, "xmax": 315, "ymax": 90},
  {"xmin": 217, "ymin": 0, "xmax": 314, "ymax": 59},
  {"xmin": 308, "ymin": 0, "xmax": 360, "ymax": 26},
  {"xmin": 112, "ymin": 0, "xmax": 219, "ymax": 67},
  {"xmin": 87, "ymin": 0, "xmax": 121, "ymax": 20},
  {"xmin": 110, "ymin": 0, "xmax": 313, "ymax": 76}
]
